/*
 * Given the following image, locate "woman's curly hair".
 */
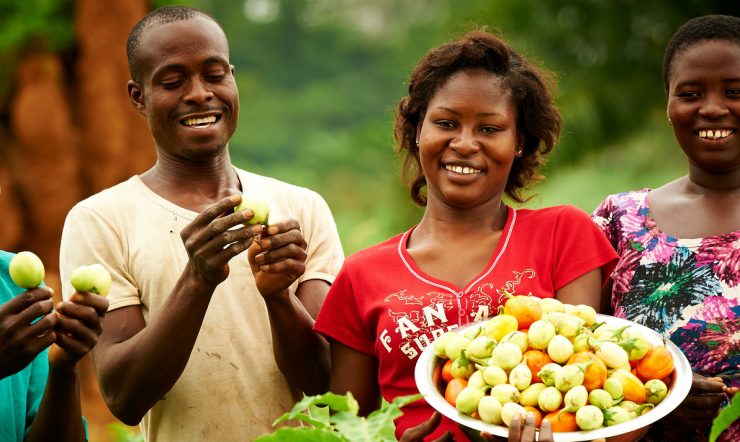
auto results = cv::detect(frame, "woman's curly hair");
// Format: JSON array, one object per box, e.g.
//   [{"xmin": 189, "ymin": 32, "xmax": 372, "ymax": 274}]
[{"xmin": 393, "ymin": 30, "xmax": 561, "ymax": 206}]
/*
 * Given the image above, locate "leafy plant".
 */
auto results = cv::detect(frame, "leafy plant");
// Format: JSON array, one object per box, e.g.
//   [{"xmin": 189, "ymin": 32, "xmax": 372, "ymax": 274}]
[
  {"xmin": 709, "ymin": 393, "xmax": 739, "ymax": 442},
  {"xmin": 255, "ymin": 392, "xmax": 421, "ymax": 442}
]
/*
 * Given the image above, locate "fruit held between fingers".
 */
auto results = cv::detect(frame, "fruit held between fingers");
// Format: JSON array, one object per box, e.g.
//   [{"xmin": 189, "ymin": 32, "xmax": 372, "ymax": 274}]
[
  {"xmin": 234, "ymin": 194, "xmax": 270, "ymax": 226},
  {"xmin": 70, "ymin": 264, "xmax": 112, "ymax": 296}
]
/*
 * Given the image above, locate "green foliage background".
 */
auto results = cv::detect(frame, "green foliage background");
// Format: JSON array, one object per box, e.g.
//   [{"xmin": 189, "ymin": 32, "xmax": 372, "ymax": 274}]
[{"xmin": 2, "ymin": 0, "xmax": 738, "ymax": 255}]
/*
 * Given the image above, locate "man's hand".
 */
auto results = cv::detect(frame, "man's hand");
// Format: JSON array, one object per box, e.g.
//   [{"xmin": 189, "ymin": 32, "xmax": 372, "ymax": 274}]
[
  {"xmin": 248, "ymin": 220, "xmax": 307, "ymax": 298},
  {"xmin": 48, "ymin": 291, "xmax": 109, "ymax": 370},
  {"xmin": 180, "ymin": 195, "xmax": 263, "ymax": 288},
  {"xmin": 0, "ymin": 286, "xmax": 57, "ymax": 378}
]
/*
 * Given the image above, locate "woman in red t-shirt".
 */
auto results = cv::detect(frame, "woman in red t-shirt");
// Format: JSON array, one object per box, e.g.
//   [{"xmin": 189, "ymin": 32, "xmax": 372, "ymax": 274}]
[{"xmin": 314, "ymin": 30, "xmax": 617, "ymax": 441}]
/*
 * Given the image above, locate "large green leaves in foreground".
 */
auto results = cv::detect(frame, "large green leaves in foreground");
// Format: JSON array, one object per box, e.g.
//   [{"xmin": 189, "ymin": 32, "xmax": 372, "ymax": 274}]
[
  {"xmin": 255, "ymin": 392, "xmax": 421, "ymax": 442},
  {"xmin": 709, "ymin": 393, "xmax": 739, "ymax": 442}
]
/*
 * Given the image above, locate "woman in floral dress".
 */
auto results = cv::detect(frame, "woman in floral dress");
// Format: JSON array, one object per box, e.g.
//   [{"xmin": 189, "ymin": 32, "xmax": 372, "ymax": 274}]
[{"xmin": 592, "ymin": 14, "xmax": 739, "ymax": 442}]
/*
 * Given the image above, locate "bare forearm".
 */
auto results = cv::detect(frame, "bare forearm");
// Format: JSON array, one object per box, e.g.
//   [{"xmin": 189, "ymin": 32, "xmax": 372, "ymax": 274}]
[
  {"xmin": 26, "ymin": 365, "xmax": 85, "ymax": 442},
  {"xmin": 264, "ymin": 291, "xmax": 330, "ymax": 394},
  {"xmin": 97, "ymin": 275, "xmax": 215, "ymax": 424}
]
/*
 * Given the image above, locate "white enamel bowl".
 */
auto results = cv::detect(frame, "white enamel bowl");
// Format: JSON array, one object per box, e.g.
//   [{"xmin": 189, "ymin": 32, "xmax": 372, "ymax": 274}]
[{"xmin": 414, "ymin": 314, "xmax": 692, "ymax": 442}]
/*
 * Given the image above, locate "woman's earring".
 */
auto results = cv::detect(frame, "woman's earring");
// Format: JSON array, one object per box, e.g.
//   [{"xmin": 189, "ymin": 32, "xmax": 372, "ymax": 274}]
[
  {"xmin": 668, "ymin": 117, "xmax": 672, "ymax": 125},
  {"xmin": 516, "ymin": 149, "xmax": 523, "ymax": 157},
  {"xmin": 415, "ymin": 139, "xmax": 420, "ymax": 147}
]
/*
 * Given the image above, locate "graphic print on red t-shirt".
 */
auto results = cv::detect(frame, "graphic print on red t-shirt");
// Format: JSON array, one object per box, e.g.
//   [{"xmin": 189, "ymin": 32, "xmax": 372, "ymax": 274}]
[{"xmin": 378, "ymin": 270, "xmax": 538, "ymax": 361}]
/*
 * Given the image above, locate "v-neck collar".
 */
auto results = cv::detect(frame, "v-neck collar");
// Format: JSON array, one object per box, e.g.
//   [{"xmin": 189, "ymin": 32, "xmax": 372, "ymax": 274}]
[{"xmin": 396, "ymin": 207, "xmax": 517, "ymax": 297}]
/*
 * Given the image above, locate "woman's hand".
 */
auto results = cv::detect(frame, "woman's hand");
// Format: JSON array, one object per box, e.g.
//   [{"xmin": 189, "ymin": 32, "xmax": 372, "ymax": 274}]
[
  {"xmin": 506, "ymin": 412, "xmax": 553, "ymax": 442},
  {"xmin": 398, "ymin": 411, "xmax": 453, "ymax": 442},
  {"xmin": 666, "ymin": 372, "xmax": 726, "ymax": 430},
  {"xmin": 477, "ymin": 412, "xmax": 554, "ymax": 442}
]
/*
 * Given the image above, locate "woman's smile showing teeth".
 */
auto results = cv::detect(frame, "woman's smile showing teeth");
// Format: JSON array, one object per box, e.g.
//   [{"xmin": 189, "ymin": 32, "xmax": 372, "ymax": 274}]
[
  {"xmin": 697, "ymin": 129, "xmax": 735, "ymax": 140},
  {"xmin": 445, "ymin": 164, "xmax": 482, "ymax": 175}
]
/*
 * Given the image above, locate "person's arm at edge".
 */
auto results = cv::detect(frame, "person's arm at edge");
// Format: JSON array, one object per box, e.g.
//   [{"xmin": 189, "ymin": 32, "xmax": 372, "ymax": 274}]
[
  {"xmin": 26, "ymin": 289, "xmax": 109, "ymax": 442},
  {"xmin": 25, "ymin": 362, "xmax": 85, "ymax": 442}
]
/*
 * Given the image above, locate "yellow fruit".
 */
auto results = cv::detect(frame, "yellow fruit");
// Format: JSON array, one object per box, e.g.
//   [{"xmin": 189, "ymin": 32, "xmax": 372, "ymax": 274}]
[{"xmin": 484, "ymin": 314, "xmax": 518, "ymax": 341}]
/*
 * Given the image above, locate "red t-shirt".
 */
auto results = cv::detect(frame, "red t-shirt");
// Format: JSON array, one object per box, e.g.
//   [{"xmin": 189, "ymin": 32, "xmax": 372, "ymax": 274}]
[{"xmin": 314, "ymin": 205, "xmax": 617, "ymax": 441}]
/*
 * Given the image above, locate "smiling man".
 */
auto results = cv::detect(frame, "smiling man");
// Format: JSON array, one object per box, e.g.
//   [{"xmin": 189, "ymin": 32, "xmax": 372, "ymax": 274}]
[{"xmin": 58, "ymin": 6, "xmax": 343, "ymax": 441}]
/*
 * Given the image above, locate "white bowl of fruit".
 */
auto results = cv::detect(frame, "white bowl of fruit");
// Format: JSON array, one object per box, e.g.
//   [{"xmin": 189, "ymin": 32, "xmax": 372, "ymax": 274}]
[{"xmin": 414, "ymin": 295, "xmax": 692, "ymax": 442}]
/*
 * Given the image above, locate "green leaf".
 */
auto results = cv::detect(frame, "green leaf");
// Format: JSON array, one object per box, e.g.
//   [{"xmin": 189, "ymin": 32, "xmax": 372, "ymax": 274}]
[
  {"xmin": 371, "ymin": 394, "xmax": 422, "ymax": 420},
  {"xmin": 263, "ymin": 392, "xmax": 420, "ymax": 441},
  {"xmin": 307, "ymin": 403, "xmax": 332, "ymax": 424},
  {"xmin": 254, "ymin": 427, "xmax": 347, "ymax": 442},
  {"xmin": 331, "ymin": 412, "xmax": 395, "ymax": 442},
  {"xmin": 272, "ymin": 392, "xmax": 359, "ymax": 428},
  {"xmin": 330, "ymin": 394, "xmax": 422, "ymax": 442},
  {"xmin": 709, "ymin": 393, "xmax": 740, "ymax": 442}
]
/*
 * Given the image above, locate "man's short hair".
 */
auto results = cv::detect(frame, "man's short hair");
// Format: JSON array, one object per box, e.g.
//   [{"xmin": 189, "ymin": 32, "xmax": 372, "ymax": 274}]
[{"xmin": 127, "ymin": 5, "xmax": 225, "ymax": 83}]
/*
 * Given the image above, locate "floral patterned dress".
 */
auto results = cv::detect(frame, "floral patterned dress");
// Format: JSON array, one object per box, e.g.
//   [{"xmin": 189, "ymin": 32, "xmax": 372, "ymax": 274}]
[{"xmin": 592, "ymin": 189, "xmax": 739, "ymax": 442}]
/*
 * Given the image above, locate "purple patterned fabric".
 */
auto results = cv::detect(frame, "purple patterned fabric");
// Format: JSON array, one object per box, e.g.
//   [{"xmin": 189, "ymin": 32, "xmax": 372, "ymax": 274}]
[{"xmin": 593, "ymin": 189, "xmax": 739, "ymax": 442}]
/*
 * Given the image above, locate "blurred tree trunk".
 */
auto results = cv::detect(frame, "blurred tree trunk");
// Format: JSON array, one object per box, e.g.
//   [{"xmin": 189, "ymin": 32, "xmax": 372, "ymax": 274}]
[
  {"xmin": 1, "ymin": 0, "xmax": 153, "ymax": 441},
  {"xmin": 76, "ymin": 0, "xmax": 155, "ymax": 192}
]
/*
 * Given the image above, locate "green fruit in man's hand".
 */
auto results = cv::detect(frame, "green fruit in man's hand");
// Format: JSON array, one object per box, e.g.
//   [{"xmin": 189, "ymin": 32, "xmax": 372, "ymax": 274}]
[
  {"xmin": 70, "ymin": 264, "xmax": 112, "ymax": 296},
  {"xmin": 9, "ymin": 251, "xmax": 45, "ymax": 288},
  {"xmin": 234, "ymin": 194, "xmax": 270, "ymax": 226}
]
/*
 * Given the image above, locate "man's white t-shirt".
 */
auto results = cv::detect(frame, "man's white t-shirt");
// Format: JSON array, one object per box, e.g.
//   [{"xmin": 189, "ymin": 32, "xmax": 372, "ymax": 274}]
[{"xmin": 60, "ymin": 168, "xmax": 344, "ymax": 441}]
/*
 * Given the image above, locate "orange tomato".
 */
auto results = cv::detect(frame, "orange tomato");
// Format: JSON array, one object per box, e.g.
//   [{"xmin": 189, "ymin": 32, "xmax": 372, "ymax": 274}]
[
  {"xmin": 636, "ymin": 346, "xmax": 675, "ymax": 383},
  {"xmin": 444, "ymin": 378, "xmax": 468, "ymax": 407},
  {"xmin": 524, "ymin": 350, "xmax": 553, "ymax": 384},
  {"xmin": 523, "ymin": 406, "xmax": 542, "ymax": 428},
  {"xmin": 567, "ymin": 351, "xmax": 607, "ymax": 391},
  {"xmin": 503, "ymin": 293, "xmax": 542, "ymax": 329},
  {"xmin": 441, "ymin": 359, "xmax": 454, "ymax": 383},
  {"xmin": 543, "ymin": 410, "xmax": 578, "ymax": 432}
]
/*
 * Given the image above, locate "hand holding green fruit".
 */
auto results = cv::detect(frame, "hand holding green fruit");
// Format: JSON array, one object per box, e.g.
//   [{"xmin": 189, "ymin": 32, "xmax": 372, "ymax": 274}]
[
  {"xmin": 70, "ymin": 264, "xmax": 112, "ymax": 296},
  {"xmin": 9, "ymin": 251, "xmax": 45, "ymax": 288},
  {"xmin": 234, "ymin": 194, "xmax": 270, "ymax": 226}
]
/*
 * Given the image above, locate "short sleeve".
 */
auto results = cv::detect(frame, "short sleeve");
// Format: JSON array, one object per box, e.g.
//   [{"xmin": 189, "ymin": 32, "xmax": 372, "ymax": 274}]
[
  {"xmin": 297, "ymin": 191, "xmax": 344, "ymax": 285},
  {"xmin": 551, "ymin": 206, "xmax": 618, "ymax": 289},
  {"xmin": 591, "ymin": 195, "xmax": 619, "ymax": 249},
  {"xmin": 59, "ymin": 204, "xmax": 139, "ymax": 311},
  {"xmin": 314, "ymin": 264, "xmax": 375, "ymax": 356}
]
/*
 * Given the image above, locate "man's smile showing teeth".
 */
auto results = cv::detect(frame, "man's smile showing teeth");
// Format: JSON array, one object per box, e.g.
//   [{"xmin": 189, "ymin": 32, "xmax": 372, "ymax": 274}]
[
  {"xmin": 445, "ymin": 164, "xmax": 481, "ymax": 175},
  {"xmin": 182, "ymin": 115, "xmax": 218, "ymax": 127},
  {"xmin": 698, "ymin": 129, "xmax": 734, "ymax": 140}
]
